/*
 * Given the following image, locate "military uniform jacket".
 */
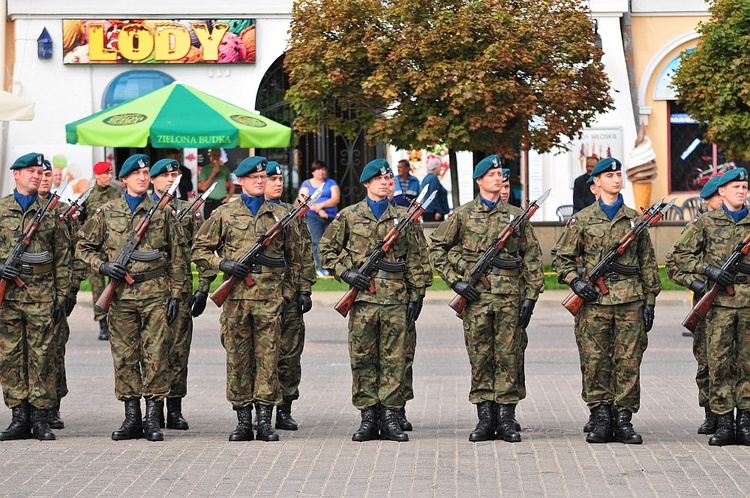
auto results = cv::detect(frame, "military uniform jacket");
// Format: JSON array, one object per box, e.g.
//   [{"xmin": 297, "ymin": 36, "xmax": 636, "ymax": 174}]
[
  {"xmin": 168, "ymin": 197, "xmax": 216, "ymax": 294},
  {"xmin": 279, "ymin": 200, "xmax": 316, "ymax": 294},
  {"xmin": 0, "ymin": 194, "xmax": 71, "ymax": 304},
  {"xmin": 76, "ymin": 196, "xmax": 184, "ymax": 300},
  {"xmin": 430, "ymin": 196, "xmax": 544, "ymax": 300},
  {"xmin": 46, "ymin": 197, "xmax": 86, "ymax": 291},
  {"xmin": 667, "ymin": 207, "xmax": 750, "ymax": 308},
  {"xmin": 191, "ymin": 199, "xmax": 301, "ymax": 302},
  {"xmin": 319, "ymin": 199, "xmax": 426, "ymax": 304},
  {"xmin": 77, "ymin": 183, "xmax": 121, "ymax": 225},
  {"xmin": 553, "ymin": 201, "xmax": 660, "ymax": 306}
]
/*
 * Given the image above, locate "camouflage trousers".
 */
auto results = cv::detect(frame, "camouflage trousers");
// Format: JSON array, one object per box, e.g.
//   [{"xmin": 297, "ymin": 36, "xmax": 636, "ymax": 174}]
[
  {"xmin": 704, "ymin": 306, "xmax": 750, "ymax": 415},
  {"xmin": 89, "ymin": 269, "xmax": 107, "ymax": 322},
  {"xmin": 278, "ymin": 297, "xmax": 305, "ymax": 402},
  {"xmin": 401, "ymin": 321, "xmax": 417, "ymax": 403},
  {"xmin": 51, "ymin": 316, "xmax": 71, "ymax": 400},
  {"xmin": 348, "ymin": 302, "xmax": 408, "ymax": 411},
  {"xmin": 167, "ymin": 290, "xmax": 194, "ymax": 398},
  {"xmin": 108, "ymin": 296, "xmax": 172, "ymax": 401},
  {"xmin": 577, "ymin": 301, "xmax": 647, "ymax": 412},
  {"xmin": 462, "ymin": 294, "xmax": 524, "ymax": 405},
  {"xmin": 693, "ymin": 316, "xmax": 709, "ymax": 408},
  {"xmin": 0, "ymin": 300, "xmax": 57, "ymax": 409},
  {"xmin": 220, "ymin": 298, "xmax": 282, "ymax": 408}
]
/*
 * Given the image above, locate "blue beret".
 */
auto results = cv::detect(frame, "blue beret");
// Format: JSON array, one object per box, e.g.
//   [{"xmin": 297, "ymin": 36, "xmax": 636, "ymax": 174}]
[
  {"xmin": 715, "ymin": 167, "xmax": 749, "ymax": 189},
  {"xmin": 502, "ymin": 168, "xmax": 511, "ymax": 183},
  {"xmin": 266, "ymin": 161, "xmax": 283, "ymax": 177},
  {"xmin": 700, "ymin": 175, "xmax": 724, "ymax": 199},
  {"xmin": 119, "ymin": 154, "xmax": 150, "ymax": 179},
  {"xmin": 235, "ymin": 156, "xmax": 268, "ymax": 178},
  {"xmin": 42, "ymin": 160, "xmax": 52, "ymax": 171},
  {"xmin": 360, "ymin": 159, "xmax": 392, "ymax": 183},
  {"xmin": 11, "ymin": 152, "xmax": 44, "ymax": 170},
  {"xmin": 586, "ymin": 174, "xmax": 594, "ymax": 185},
  {"xmin": 149, "ymin": 158, "xmax": 180, "ymax": 177},
  {"xmin": 473, "ymin": 155, "xmax": 502, "ymax": 180},
  {"xmin": 591, "ymin": 157, "xmax": 622, "ymax": 177}
]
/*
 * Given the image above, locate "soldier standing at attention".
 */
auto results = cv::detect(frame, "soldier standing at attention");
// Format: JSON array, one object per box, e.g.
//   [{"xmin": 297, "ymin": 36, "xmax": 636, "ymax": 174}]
[
  {"xmin": 193, "ymin": 156, "xmax": 301, "ymax": 442},
  {"xmin": 77, "ymin": 154, "xmax": 183, "ymax": 442},
  {"xmin": 76, "ymin": 161, "xmax": 121, "ymax": 341},
  {"xmin": 552, "ymin": 157, "xmax": 660, "ymax": 445},
  {"xmin": 666, "ymin": 168, "xmax": 750, "ymax": 446},
  {"xmin": 0, "ymin": 153, "xmax": 71, "ymax": 441},
  {"xmin": 264, "ymin": 161, "xmax": 315, "ymax": 430},
  {"xmin": 319, "ymin": 159, "xmax": 426, "ymax": 443},
  {"xmin": 430, "ymin": 155, "xmax": 543, "ymax": 443}
]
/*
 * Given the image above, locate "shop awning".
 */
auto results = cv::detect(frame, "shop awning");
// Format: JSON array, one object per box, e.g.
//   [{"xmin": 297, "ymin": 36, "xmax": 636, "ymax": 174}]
[{"xmin": 0, "ymin": 90, "xmax": 35, "ymax": 121}]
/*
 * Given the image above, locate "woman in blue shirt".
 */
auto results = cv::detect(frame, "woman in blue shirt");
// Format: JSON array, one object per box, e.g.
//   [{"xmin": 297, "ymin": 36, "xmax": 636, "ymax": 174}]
[
  {"xmin": 298, "ymin": 160, "xmax": 340, "ymax": 276},
  {"xmin": 421, "ymin": 159, "xmax": 450, "ymax": 221}
]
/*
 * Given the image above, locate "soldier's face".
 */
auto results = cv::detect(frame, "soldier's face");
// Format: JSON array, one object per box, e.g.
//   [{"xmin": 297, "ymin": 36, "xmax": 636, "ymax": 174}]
[
  {"xmin": 476, "ymin": 168, "xmax": 504, "ymax": 198},
  {"xmin": 706, "ymin": 193, "xmax": 723, "ymax": 211},
  {"xmin": 151, "ymin": 171, "xmax": 179, "ymax": 196},
  {"xmin": 96, "ymin": 169, "xmax": 113, "ymax": 187},
  {"xmin": 594, "ymin": 171, "xmax": 622, "ymax": 195},
  {"xmin": 265, "ymin": 175, "xmax": 284, "ymax": 200},
  {"xmin": 39, "ymin": 169, "xmax": 53, "ymax": 196},
  {"xmin": 499, "ymin": 181, "xmax": 511, "ymax": 202},
  {"xmin": 238, "ymin": 172, "xmax": 267, "ymax": 197},
  {"xmin": 387, "ymin": 176, "xmax": 395, "ymax": 201},
  {"xmin": 13, "ymin": 166, "xmax": 42, "ymax": 195},
  {"xmin": 719, "ymin": 181, "xmax": 748, "ymax": 211},
  {"xmin": 122, "ymin": 168, "xmax": 151, "ymax": 196},
  {"xmin": 364, "ymin": 174, "xmax": 390, "ymax": 201}
]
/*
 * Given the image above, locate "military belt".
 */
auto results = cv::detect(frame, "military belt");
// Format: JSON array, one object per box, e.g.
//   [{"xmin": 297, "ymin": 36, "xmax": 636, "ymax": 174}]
[
  {"xmin": 19, "ymin": 262, "xmax": 53, "ymax": 275},
  {"xmin": 375, "ymin": 270, "xmax": 404, "ymax": 280},
  {"xmin": 249, "ymin": 264, "xmax": 287, "ymax": 274},
  {"xmin": 130, "ymin": 267, "xmax": 165, "ymax": 283},
  {"xmin": 490, "ymin": 267, "xmax": 520, "ymax": 277},
  {"xmin": 603, "ymin": 272, "xmax": 638, "ymax": 282}
]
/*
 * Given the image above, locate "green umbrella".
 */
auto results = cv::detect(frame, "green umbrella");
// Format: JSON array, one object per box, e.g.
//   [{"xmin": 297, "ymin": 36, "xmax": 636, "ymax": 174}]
[{"xmin": 65, "ymin": 82, "xmax": 292, "ymax": 149}]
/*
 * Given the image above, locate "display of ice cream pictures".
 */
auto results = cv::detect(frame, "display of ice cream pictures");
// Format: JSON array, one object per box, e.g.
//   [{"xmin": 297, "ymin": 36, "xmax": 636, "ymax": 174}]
[{"xmin": 568, "ymin": 127, "xmax": 624, "ymax": 189}]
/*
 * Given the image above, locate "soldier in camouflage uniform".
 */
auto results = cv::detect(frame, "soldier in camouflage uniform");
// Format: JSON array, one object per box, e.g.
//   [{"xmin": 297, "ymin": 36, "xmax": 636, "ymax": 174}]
[
  {"xmin": 77, "ymin": 161, "xmax": 121, "ymax": 340},
  {"xmin": 666, "ymin": 167, "xmax": 750, "ymax": 446},
  {"xmin": 193, "ymin": 156, "xmax": 302, "ymax": 442},
  {"xmin": 430, "ymin": 155, "xmax": 544, "ymax": 443},
  {"xmin": 319, "ymin": 159, "xmax": 427, "ymax": 443},
  {"xmin": 553, "ymin": 157, "xmax": 660, "ymax": 445},
  {"xmin": 77, "ymin": 154, "xmax": 183, "ymax": 442},
  {"xmin": 264, "ymin": 161, "xmax": 315, "ymax": 430},
  {"xmin": 666, "ymin": 175, "xmax": 724, "ymax": 436},
  {"xmin": 0, "ymin": 152, "xmax": 71, "ymax": 441}
]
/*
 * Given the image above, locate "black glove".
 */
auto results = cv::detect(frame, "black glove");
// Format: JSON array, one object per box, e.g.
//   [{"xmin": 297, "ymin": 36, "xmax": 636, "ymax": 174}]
[
  {"xmin": 643, "ymin": 304, "xmax": 655, "ymax": 333},
  {"xmin": 219, "ymin": 259, "xmax": 251, "ymax": 279},
  {"xmin": 281, "ymin": 298, "xmax": 290, "ymax": 323},
  {"xmin": 99, "ymin": 261, "xmax": 127, "ymax": 281},
  {"xmin": 415, "ymin": 297, "xmax": 424, "ymax": 321},
  {"xmin": 166, "ymin": 298, "xmax": 180, "ymax": 325},
  {"xmin": 53, "ymin": 303, "xmax": 64, "ymax": 324},
  {"xmin": 341, "ymin": 269, "xmax": 370, "ymax": 291},
  {"xmin": 518, "ymin": 299, "xmax": 536, "ymax": 329},
  {"xmin": 451, "ymin": 280, "xmax": 480, "ymax": 302},
  {"xmin": 190, "ymin": 290, "xmax": 208, "ymax": 317},
  {"xmin": 688, "ymin": 280, "xmax": 707, "ymax": 298},
  {"xmin": 297, "ymin": 291, "xmax": 312, "ymax": 313},
  {"xmin": 406, "ymin": 300, "xmax": 420, "ymax": 324},
  {"xmin": 704, "ymin": 265, "xmax": 734, "ymax": 288},
  {"xmin": 65, "ymin": 288, "xmax": 79, "ymax": 316},
  {"xmin": 0, "ymin": 263, "xmax": 19, "ymax": 281},
  {"xmin": 571, "ymin": 278, "xmax": 598, "ymax": 302}
]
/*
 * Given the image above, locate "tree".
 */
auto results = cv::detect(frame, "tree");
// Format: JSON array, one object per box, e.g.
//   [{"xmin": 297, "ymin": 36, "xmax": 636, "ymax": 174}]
[
  {"xmin": 286, "ymin": 0, "xmax": 612, "ymax": 161},
  {"xmin": 672, "ymin": 0, "xmax": 750, "ymax": 160}
]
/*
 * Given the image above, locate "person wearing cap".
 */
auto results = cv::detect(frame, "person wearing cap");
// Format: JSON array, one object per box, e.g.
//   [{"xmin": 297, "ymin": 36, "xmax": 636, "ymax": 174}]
[
  {"xmin": 666, "ymin": 167, "xmax": 750, "ymax": 446},
  {"xmin": 573, "ymin": 156, "xmax": 599, "ymax": 214},
  {"xmin": 76, "ymin": 153, "xmax": 184, "ymax": 442},
  {"xmin": 149, "ymin": 158, "xmax": 216, "ymax": 432},
  {"xmin": 392, "ymin": 159, "xmax": 421, "ymax": 207},
  {"xmin": 77, "ymin": 160, "xmax": 121, "ymax": 341},
  {"xmin": 319, "ymin": 159, "xmax": 426, "ymax": 443},
  {"xmin": 666, "ymin": 174, "xmax": 724, "ymax": 436},
  {"xmin": 499, "ymin": 168, "xmax": 512, "ymax": 203},
  {"xmin": 197, "ymin": 148, "xmax": 235, "ymax": 219},
  {"xmin": 263, "ymin": 161, "xmax": 316, "ymax": 431},
  {"xmin": 553, "ymin": 157, "xmax": 660, "ymax": 445},
  {"xmin": 193, "ymin": 156, "xmax": 302, "ymax": 443},
  {"xmin": 0, "ymin": 153, "xmax": 71, "ymax": 441},
  {"xmin": 430, "ymin": 154, "xmax": 543, "ymax": 443},
  {"xmin": 420, "ymin": 158, "xmax": 450, "ymax": 221}
]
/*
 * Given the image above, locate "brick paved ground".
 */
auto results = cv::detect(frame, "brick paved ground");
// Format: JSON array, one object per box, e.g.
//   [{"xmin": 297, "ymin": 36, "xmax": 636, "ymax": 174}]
[{"xmin": 0, "ymin": 290, "xmax": 748, "ymax": 497}]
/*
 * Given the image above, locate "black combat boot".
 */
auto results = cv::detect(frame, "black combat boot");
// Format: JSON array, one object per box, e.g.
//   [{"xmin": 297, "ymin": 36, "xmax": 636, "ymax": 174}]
[
  {"xmin": 698, "ymin": 407, "xmax": 719, "ymax": 435},
  {"xmin": 380, "ymin": 407, "xmax": 409, "ymax": 442},
  {"xmin": 255, "ymin": 404, "xmax": 280, "ymax": 442},
  {"xmin": 31, "ymin": 408, "xmax": 56, "ymax": 440},
  {"xmin": 397, "ymin": 407, "xmax": 413, "ymax": 432},
  {"xmin": 229, "ymin": 406, "xmax": 254, "ymax": 441},
  {"xmin": 586, "ymin": 404, "xmax": 613, "ymax": 444},
  {"xmin": 735, "ymin": 409, "xmax": 750, "ymax": 446},
  {"xmin": 496, "ymin": 404, "xmax": 522, "ymax": 443},
  {"xmin": 275, "ymin": 401, "xmax": 298, "ymax": 431},
  {"xmin": 709, "ymin": 411, "xmax": 735, "ymax": 446},
  {"xmin": 98, "ymin": 319, "xmax": 109, "ymax": 341},
  {"xmin": 144, "ymin": 399, "xmax": 164, "ymax": 442},
  {"xmin": 112, "ymin": 399, "xmax": 144, "ymax": 440},
  {"xmin": 583, "ymin": 408, "xmax": 596, "ymax": 433},
  {"xmin": 352, "ymin": 406, "xmax": 380, "ymax": 442},
  {"xmin": 166, "ymin": 397, "xmax": 189, "ymax": 430},
  {"xmin": 48, "ymin": 401, "xmax": 64, "ymax": 430},
  {"xmin": 0, "ymin": 400, "xmax": 32, "ymax": 440},
  {"xmin": 614, "ymin": 409, "xmax": 643, "ymax": 444},
  {"xmin": 469, "ymin": 401, "xmax": 495, "ymax": 442}
]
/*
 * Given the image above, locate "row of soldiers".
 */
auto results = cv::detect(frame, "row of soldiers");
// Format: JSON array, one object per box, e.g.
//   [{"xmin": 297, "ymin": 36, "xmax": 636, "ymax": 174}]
[{"xmin": 0, "ymin": 151, "xmax": 747, "ymax": 447}]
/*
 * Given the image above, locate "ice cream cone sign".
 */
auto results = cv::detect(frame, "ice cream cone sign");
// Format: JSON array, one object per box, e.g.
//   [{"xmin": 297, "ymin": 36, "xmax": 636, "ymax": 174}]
[{"xmin": 626, "ymin": 124, "xmax": 658, "ymax": 212}]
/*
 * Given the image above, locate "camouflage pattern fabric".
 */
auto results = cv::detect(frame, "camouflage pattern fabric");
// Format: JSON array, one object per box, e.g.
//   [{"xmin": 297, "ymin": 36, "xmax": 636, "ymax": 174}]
[{"xmin": 430, "ymin": 196, "xmax": 544, "ymax": 405}]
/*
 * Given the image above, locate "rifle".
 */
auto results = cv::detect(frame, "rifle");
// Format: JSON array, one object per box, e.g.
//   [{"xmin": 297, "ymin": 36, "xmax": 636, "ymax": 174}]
[
  {"xmin": 334, "ymin": 185, "xmax": 437, "ymax": 318},
  {"xmin": 682, "ymin": 231, "xmax": 750, "ymax": 333},
  {"xmin": 0, "ymin": 180, "xmax": 68, "ymax": 308},
  {"xmin": 561, "ymin": 197, "xmax": 676, "ymax": 316},
  {"xmin": 176, "ymin": 182, "xmax": 216, "ymax": 222},
  {"xmin": 448, "ymin": 189, "xmax": 550, "ymax": 319},
  {"xmin": 209, "ymin": 186, "xmax": 324, "ymax": 307},
  {"xmin": 95, "ymin": 177, "xmax": 181, "ymax": 312},
  {"xmin": 60, "ymin": 185, "xmax": 93, "ymax": 221}
]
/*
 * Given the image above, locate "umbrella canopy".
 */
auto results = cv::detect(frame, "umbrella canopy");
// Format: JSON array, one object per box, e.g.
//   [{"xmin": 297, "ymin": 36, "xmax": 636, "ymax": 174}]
[
  {"xmin": 65, "ymin": 82, "xmax": 291, "ymax": 149},
  {"xmin": 0, "ymin": 90, "xmax": 35, "ymax": 121}
]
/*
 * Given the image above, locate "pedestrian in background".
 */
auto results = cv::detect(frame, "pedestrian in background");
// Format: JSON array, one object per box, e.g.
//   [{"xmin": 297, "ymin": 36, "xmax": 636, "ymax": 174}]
[
  {"xmin": 298, "ymin": 160, "xmax": 340, "ymax": 277},
  {"xmin": 420, "ymin": 158, "xmax": 450, "ymax": 221},
  {"xmin": 573, "ymin": 156, "xmax": 599, "ymax": 214},
  {"xmin": 198, "ymin": 148, "xmax": 235, "ymax": 218},
  {"xmin": 392, "ymin": 159, "xmax": 420, "ymax": 207}
]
